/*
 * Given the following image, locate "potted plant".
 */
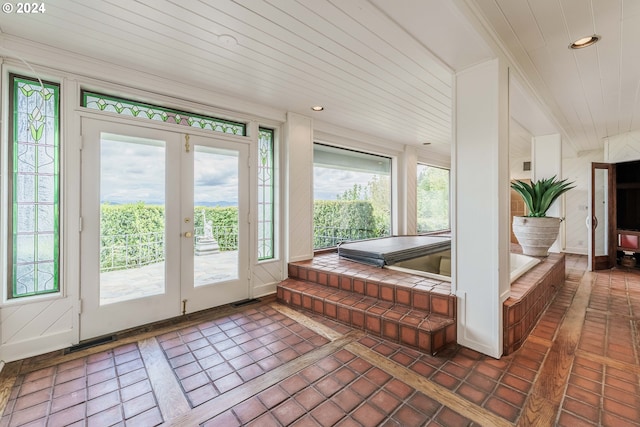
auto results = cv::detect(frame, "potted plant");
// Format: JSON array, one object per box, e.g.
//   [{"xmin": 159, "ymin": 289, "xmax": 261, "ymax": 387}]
[{"xmin": 511, "ymin": 176, "xmax": 575, "ymax": 256}]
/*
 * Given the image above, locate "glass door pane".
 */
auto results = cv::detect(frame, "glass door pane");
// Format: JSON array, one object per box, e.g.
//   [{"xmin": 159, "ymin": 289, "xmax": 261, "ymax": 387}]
[
  {"xmin": 180, "ymin": 135, "xmax": 249, "ymax": 314},
  {"xmin": 594, "ymin": 168, "xmax": 608, "ymax": 257},
  {"xmin": 591, "ymin": 162, "xmax": 615, "ymax": 270},
  {"xmin": 99, "ymin": 134, "xmax": 167, "ymax": 304},
  {"xmin": 80, "ymin": 118, "xmax": 181, "ymax": 341},
  {"xmin": 193, "ymin": 146, "xmax": 239, "ymax": 286}
]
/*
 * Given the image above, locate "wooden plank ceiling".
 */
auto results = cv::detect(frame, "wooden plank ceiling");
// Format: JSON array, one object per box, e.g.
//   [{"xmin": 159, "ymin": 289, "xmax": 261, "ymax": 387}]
[
  {"xmin": 1, "ymin": 0, "xmax": 637, "ymax": 157},
  {"xmin": 473, "ymin": 0, "xmax": 640, "ymax": 154}
]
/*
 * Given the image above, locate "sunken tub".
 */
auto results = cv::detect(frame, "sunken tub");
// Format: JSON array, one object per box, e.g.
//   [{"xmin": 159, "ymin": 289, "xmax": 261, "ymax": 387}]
[{"xmin": 338, "ymin": 235, "xmax": 539, "ymax": 284}]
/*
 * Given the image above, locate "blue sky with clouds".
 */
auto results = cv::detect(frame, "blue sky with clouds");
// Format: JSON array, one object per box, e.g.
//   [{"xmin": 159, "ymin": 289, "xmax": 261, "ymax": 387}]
[
  {"xmin": 314, "ymin": 167, "xmax": 378, "ymax": 200},
  {"xmin": 100, "ymin": 139, "xmax": 238, "ymax": 206},
  {"xmin": 100, "ymin": 137, "xmax": 379, "ymax": 205}
]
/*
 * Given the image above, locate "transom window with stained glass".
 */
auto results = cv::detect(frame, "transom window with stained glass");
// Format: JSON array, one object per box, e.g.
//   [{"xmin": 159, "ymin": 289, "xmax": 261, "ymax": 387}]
[
  {"xmin": 9, "ymin": 75, "xmax": 61, "ymax": 298},
  {"xmin": 81, "ymin": 91, "xmax": 246, "ymax": 136}
]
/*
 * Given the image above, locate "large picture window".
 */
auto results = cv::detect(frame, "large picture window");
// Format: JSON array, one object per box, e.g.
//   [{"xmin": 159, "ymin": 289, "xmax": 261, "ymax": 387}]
[
  {"xmin": 313, "ymin": 144, "xmax": 391, "ymax": 249},
  {"xmin": 417, "ymin": 164, "xmax": 450, "ymax": 233},
  {"xmin": 8, "ymin": 75, "xmax": 61, "ymax": 298}
]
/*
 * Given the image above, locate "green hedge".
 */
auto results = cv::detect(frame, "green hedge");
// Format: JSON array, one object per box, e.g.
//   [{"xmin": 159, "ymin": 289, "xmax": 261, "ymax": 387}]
[
  {"xmin": 100, "ymin": 203, "xmax": 239, "ymax": 272},
  {"xmin": 100, "ymin": 200, "xmax": 387, "ymax": 270},
  {"xmin": 313, "ymin": 200, "xmax": 383, "ymax": 248}
]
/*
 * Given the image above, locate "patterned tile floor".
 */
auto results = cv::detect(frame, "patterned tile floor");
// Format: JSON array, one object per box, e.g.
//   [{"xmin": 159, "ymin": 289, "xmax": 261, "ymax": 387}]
[{"xmin": 1, "ymin": 254, "xmax": 639, "ymax": 426}]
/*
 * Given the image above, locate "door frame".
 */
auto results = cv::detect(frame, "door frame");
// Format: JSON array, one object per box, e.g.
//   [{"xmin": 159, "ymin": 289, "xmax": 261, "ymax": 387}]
[
  {"xmin": 179, "ymin": 134, "xmax": 250, "ymax": 314},
  {"xmin": 80, "ymin": 118, "xmax": 182, "ymax": 340},
  {"xmin": 79, "ymin": 116, "xmax": 251, "ymax": 340},
  {"xmin": 590, "ymin": 162, "xmax": 616, "ymax": 270}
]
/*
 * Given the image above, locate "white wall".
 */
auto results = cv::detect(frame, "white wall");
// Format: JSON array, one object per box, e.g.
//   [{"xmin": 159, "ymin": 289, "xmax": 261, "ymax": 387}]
[
  {"xmin": 562, "ymin": 150, "xmax": 603, "ymax": 255},
  {"xmin": 605, "ymin": 130, "xmax": 640, "ymax": 163},
  {"xmin": 399, "ymin": 145, "xmax": 418, "ymax": 235},
  {"xmin": 285, "ymin": 113, "xmax": 314, "ymax": 262},
  {"xmin": 510, "ymin": 157, "xmax": 532, "ymax": 181},
  {"xmin": 532, "ymin": 134, "xmax": 563, "ymax": 252}
]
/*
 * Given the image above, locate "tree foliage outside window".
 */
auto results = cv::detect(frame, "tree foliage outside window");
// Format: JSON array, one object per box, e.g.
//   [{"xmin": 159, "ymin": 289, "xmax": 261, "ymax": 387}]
[
  {"xmin": 313, "ymin": 144, "xmax": 391, "ymax": 249},
  {"xmin": 417, "ymin": 164, "xmax": 450, "ymax": 233},
  {"xmin": 335, "ymin": 176, "xmax": 391, "ymax": 237}
]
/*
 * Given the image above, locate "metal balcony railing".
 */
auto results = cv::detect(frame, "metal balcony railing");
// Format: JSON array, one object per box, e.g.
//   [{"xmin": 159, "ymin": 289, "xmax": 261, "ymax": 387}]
[
  {"xmin": 100, "ymin": 225, "xmax": 239, "ymax": 272},
  {"xmin": 100, "ymin": 225, "xmax": 387, "ymax": 272},
  {"xmin": 313, "ymin": 226, "xmax": 388, "ymax": 250}
]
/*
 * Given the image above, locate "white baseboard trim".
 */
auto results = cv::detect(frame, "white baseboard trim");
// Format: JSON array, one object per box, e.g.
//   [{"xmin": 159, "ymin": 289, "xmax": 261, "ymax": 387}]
[
  {"xmin": 0, "ymin": 329, "xmax": 76, "ymax": 363},
  {"xmin": 253, "ymin": 282, "xmax": 277, "ymax": 299},
  {"xmin": 564, "ymin": 247, "xmax": 588, "ymax": 255}
]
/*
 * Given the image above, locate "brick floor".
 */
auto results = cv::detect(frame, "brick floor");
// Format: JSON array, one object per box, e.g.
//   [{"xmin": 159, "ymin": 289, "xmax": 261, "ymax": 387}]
[{"xmin": 1, "ymin": 254, "xmax": 639, "ymax": 426}]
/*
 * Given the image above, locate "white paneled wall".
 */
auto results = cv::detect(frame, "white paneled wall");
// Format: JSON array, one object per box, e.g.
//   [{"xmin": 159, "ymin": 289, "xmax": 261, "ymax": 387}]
[
  {"xmin": 510, "ymin": 156, "xmax": 532, "ymax": 181},
  {"xmin": 605, "ymin": 131, "xmax": 640, "ymax": 163},
  {"xmin": 400, "ymin": 145, "xmax": 418, "ymax": 235},
  {"xmin": 454, "ymin": 58, "xmax": 511, "ymax": 359},
  {"xmin": 252, "ymin": 262, "xmax": 284, "ymax": 298},
  {"xmin": 563, "ymin": 150, "xmax": 603, "ymax": 255},
  {"xmin": 1, "ymin": 299, "xmax": 76, "ymax": 361},
  {"xmin": 284, "ymin": 113, "xmax": 314, "ymax": 263}
]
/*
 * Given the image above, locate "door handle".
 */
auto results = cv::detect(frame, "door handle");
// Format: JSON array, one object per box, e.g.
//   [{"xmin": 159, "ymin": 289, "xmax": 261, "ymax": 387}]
[
  {"xmin": 592, "ymin": 216, "xmax": 598, "ymax": 229},
  {"xmin": 184, "ymin": 231, "xmax": 193, "ymax": 238}
]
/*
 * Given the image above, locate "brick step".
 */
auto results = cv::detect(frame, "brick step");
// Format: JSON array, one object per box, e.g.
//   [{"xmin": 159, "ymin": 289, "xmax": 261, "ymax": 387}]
[
  {"xmin": 277, "ymin": 279, "xmax": 456, "ymax": 355},
  {"xmin": 287, "ymin": 261, "xmax": 455, "ymax": 318}
]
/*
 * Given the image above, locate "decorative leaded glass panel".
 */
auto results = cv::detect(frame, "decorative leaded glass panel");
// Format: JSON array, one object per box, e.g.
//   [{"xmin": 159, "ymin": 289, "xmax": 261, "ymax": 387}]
[
  {"xmin": 82, "ymin": 91, "xmax": 246, "ymax": 136},
  {"xmin": 257, "ymin": 128, "xmax": 274, "ymax": 260},
  {"xmin": 10, "ymin": 76, "xmax": 60, "ymax": 298}
]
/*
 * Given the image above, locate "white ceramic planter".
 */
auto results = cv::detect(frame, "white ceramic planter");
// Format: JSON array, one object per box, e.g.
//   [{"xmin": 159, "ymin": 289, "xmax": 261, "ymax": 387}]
[{"xmin": 512, "ymin": 216, "xmax": 561, "ymax": 256}]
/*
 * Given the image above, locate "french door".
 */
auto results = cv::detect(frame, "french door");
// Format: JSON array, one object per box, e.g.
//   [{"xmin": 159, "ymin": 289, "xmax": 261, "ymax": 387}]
[{"xmin": 80, "ymin": 118, "xmax": 249, "ymax": 340}]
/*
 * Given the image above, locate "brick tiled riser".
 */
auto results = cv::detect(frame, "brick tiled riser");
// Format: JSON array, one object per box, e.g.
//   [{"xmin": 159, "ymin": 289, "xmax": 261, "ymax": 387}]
[
  {"xmin": 280, "ymin": 256, "xmax": 457, "ymax": 355},
  {"xmin": 503, "ymin": 253, "xmax": 566, "ymax": 355},
  {"xmin": 283, "ymin": 252, "xmax": 565, "ymax": 357},
  {"xmin": 286, "ymin": 263, "xmax": 456, "ymax": 318},
  {"xmin": 277, "ymin": 280, "xmax": 456, "ymax": 355}
]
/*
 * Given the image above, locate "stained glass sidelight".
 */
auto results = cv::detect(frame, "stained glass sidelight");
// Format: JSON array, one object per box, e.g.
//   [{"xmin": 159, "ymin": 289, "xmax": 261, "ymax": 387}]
[
  {"xmin": 257, "ymin": 128, "xmax": 274, "ymax": 260},
  {"xmin": 10, "ymin": 76, "xmax": 60, "ymax": 298},
  {"xmin": 82, "ymin": 91, "xmax": 246, "ymax": 136}
]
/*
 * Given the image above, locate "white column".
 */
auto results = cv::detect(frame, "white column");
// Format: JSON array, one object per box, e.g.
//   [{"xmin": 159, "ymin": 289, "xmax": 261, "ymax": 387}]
[
  {"xmin": 454, "ymin": 58, "xmax": 510, "ymax": 358},
  {"xmin": 398, "ymin": 145, "xmax": 418, "ymax": 235},
  {"xmin": 532, "ymin": 134, "xmax": 563, "ymax": 252},
  {"xmin": 284, "ymin": 112, "xmax": 314, "ymax": 262}
]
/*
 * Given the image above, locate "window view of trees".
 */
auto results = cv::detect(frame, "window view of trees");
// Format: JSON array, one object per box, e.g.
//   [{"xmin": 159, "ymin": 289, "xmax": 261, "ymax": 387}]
[
  {"xmin": 313, "ymin": 144, "xmax": 391, "ymax": 249},
  {"xmin": 417, "ymin": 164, "xmax": 450, "ymax": 233}
]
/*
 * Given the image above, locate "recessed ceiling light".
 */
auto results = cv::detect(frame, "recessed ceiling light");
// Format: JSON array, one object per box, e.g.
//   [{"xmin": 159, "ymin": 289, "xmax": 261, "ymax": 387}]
[
  {"xmin": 569, "ymin": 35, "xmax": 600, "ymax": 49},
  {"xmin": 311, "ymin": 106, "xmax": 324, "ymax": 111}
]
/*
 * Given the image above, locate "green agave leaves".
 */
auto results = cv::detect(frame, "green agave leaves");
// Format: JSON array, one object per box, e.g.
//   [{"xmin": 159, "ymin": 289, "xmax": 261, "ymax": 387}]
[{"xmin": 511, "ymin": 176, "xmax": 575, "ymax": 217}]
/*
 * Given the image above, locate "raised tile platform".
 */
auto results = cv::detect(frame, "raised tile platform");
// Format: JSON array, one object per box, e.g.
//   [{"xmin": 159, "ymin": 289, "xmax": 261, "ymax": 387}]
[
  {"xmin": 503, "ymin": 252, "xmax": 566, "ymax": 355},
  {"xmin": 278, "ymin": 248, "xmax": 566, "ymax": 357},
  {"xmin": 277, "ymin": 252, "xmax": 456, "ymax": 355}
]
